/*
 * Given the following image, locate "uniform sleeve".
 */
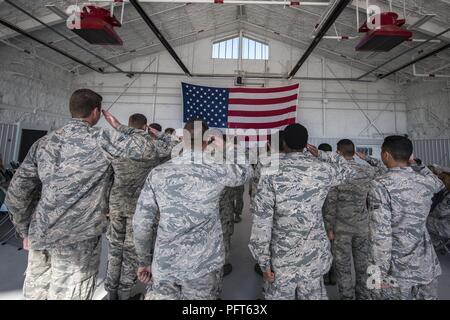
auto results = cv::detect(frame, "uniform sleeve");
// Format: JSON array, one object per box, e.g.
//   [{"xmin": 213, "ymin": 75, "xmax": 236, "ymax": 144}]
[
  {"xmin": 317, "ymin": 151, "xmax": 361, "ymax": 187},
  {"xmin": 5, "ymin": 141, "xmax": 41, "ymax": 237},
  {"xmin": 365, "ymin": 156, "xmax": 387, "ymax": 176},
  {"xmin": 153, "ymin": 133, "xmax": 179, "ymax": 158},
  {"xmin": 323, "ymin": 187, "xmax": 338, "ymax": 232},
  {"xmin": 248, "ymin": 175, "xmax": 275, "ymax": 272},
  {"xmin": 221, "ymin": 164, "xmax": 254, "ymax": 188},
  {"xmin": 367, "ymin": 180, "xmax": 392, "ymax": 276},
  {"xmin": 412, "ymin": 165, "xmax": 445, "ymax": 193},
  {"xmin": 133, "ymin": 173, "xmax": 160, "ymax": 267},
  {"xmin": 98, "ymin": 125, "xmax": 149, "ymax": 161}
]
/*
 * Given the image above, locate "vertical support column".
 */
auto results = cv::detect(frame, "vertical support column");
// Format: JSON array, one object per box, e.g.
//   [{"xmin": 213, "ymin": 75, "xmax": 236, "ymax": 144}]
[
  {"xmin": 152, "ymin": 55, "xmax": 160, "ymax": 123},
  {"xmin": 322, "ymin": 58, "xmax": 326, "ymax": 136}
]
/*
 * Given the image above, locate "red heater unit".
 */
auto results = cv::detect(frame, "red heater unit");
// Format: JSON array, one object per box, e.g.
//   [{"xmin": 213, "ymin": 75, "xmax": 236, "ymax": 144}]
[
  {"xmin": 69, "ymin": 5, "xmax": 123, "ymax": 45},
  {"xmin": 356, "ymin": 12, "xmax": 412, "ymax": 52}
]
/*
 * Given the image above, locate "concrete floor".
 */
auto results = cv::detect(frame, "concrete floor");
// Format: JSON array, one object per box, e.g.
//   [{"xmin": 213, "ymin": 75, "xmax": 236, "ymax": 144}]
[{"xmin": 1, "ymin": 187, "xmax": 450, "ymax": 300}]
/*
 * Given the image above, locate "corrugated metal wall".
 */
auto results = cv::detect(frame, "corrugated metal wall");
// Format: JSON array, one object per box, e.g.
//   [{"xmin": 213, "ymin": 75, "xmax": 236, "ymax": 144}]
[
  {"xmin": 0, "ymin": 123, "xmax": 18, "ymax": 168},
  {"xmin": 413, "ymin": 139, "xmax": 450, "ymax": 167}
]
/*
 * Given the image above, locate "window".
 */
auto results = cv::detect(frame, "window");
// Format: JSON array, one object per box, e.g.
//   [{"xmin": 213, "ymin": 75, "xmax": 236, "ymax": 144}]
[{"xmin": 212, "ymin": 35, "xmax": 269, "ymax": 60}]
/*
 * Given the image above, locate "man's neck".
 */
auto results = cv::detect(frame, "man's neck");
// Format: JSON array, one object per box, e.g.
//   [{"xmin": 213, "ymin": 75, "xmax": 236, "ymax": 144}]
[{"xmin": 387, "ymin": 162, "xmax": 408, "ymax": 169}]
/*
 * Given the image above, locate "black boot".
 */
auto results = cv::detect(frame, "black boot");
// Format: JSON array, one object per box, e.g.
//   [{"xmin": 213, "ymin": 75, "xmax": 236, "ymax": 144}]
[
  {"xmin": 223, "ymin": 263, "xmax": 233, "ymax": 277},
  {"xmin": 234, "ymin": 215, "xmax": 242, "ymax": 223}
]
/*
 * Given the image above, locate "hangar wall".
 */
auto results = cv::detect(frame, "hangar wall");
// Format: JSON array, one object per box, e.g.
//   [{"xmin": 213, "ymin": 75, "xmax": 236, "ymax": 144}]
[{"xmin": 74, "ymin": 34, "xmax": 408, "ymax": 143}]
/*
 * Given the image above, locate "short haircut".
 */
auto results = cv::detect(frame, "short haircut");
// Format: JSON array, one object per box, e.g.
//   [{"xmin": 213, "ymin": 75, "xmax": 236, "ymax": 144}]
[
  {"xmin": 283, "ymin": 123, "xmax": 308, "ymax": 150},
  {"xmin": 128, "ymin": 113, "xmax": 147, "ymax": 129},
  {"xmin": 318, "ymin": 143, "xmax": 332, "ymax": 152},
  {"xmin": 165, "ymin": 128, "xmax": 175, "ymax": 135},
  {"xmin": 149, "ymin": 123, "xmax": 162, "ymax": 132},
  {"xmin": 184, "ymin": 120, "xmax": 209, "ymax": 143},
  {"xmin": 69, "ymin": 89, "xmax": 102, "ymax": 118},
  {"xmin": 382, "ymin": 135, "xmax": 413, "ymax": 162},
  {"xmin": 337, "ymin": 139, "xmax": 355, "ymax": 157}
]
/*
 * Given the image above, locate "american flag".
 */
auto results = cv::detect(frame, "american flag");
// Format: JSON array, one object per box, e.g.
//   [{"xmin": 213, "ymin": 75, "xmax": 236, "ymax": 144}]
[{"xmin": 182, "ymin": 83, "xmax": 299, "ymax": 138}]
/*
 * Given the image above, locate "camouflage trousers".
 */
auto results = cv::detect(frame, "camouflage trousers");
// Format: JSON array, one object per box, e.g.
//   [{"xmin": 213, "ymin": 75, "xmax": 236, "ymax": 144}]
[
  {"xmin": 23, "ymin": 237, "xmax": 101, "ymax": 300},
  {"xmin": 372, "ymin": 278, "xmax": 439, "ymax": 300},
  {"xmin": 144, "ymin": 270, "xmax": 222, "ymax": 300},
  {"xmin": 333, "ymin": 232, "xmax": 370, "ymax": 300},
  {"xmin": 263, "ymin": 270, "xmax": 328, "ymax": 300},
  {"xmin": 233, "ymin": 185, "xmax": 245, "ymax": 217},
  {"xmin": 105, "ymin": 214, "xmax": 138, "ymax": 300}
]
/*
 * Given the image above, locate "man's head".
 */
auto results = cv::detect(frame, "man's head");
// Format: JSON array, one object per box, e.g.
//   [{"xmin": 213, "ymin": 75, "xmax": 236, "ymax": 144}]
[
  {"xmin": 282, "ymin": 124, "xmax": 308, "ymax": 152},
  {"xmin": 148, "ymin": 123, "xmax": 162, "ymax": 138},
  {"xmin": 381, "ymin": 135, "xmax": 413, "ymax": 168},
  {"xmin": 337, "ymin": 139, "xmax": 355, "ymax": 159},
  {"xmin": 69, "ymin": 89, "xmax": 103, "ymax": 125},
  {"xmin": 318, "ymin": 143, "xmax": 332, "ymax": 152},
  {"xmin": 183, "ymin": 120, "xmax": 209, "ymax": 150},
  {"xmin": 149, "ymin": 123, "xmax": 162, "ymax": 132},
  {"xmin": 128, "ymin": 113, "xmax": 147, "ymax": 130},
  {"xmin": 165, "ymin": 128, "xmax": 175, "ymax": 135}
]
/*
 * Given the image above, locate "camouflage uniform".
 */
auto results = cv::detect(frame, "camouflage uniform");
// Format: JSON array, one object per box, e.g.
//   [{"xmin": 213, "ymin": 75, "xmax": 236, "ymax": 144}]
[
  {"xmin": 105, "ymin": 133, "xmax": 178, "ymax": 300},
  {"xmin": 233, "ymin": 185, "xmax": 245, "ymax": 218},
  {"xmin": 366, "ymin": 164, "xmax": 444, "ymax": 300},
  {"xmin": 322, "ymin": 160, "xmax": 377, "ymax": 300},
  {"xmin": 133, "ymin": 149, "xmax": 253, "ymax": 300},
  {"xmin": 219, "ymin": 187, "xmax": 236, "ymax": 263},
  {"xmin": 5, "ymin": 119, "xmax": 148, "ymax": 300},
  {"xmin": 249, "ymin": 151, "xmax": 364, "ymax": 300},
  {"xmin": 427, "ymin": 191, "xmax": 450, "ymax": 247}
]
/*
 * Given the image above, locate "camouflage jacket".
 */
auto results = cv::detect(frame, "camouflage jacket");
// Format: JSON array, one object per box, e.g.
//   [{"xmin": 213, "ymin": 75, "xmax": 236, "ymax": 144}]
[
  {"xmin": 367, "ymin": 165, "xmax": 444, "ymax": 285},
  {"xmin": 5, "ymin": 119, "xmax": 150, "ymax": 250},
  {"xmin": 323, "ymin": 159, "xmax": 377, "ymax": 235},
  {"xmin": 427, "ymin": 191, "xmax": 450, "ymax": 239},
  {"xmin": 248, "ymin": 151, "xmax": 364, "ymax": 280},
  {"xmin": 109, "ymin": 133, "xmax": 178, "ymax": 217},
  {"xmin": 133, "ymin": 150, "xmax": 253, "ymax": 281}
]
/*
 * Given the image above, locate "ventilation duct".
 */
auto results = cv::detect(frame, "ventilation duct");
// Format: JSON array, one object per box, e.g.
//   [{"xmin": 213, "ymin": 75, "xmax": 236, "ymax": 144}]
[
  {"xmin": 69, "ymin": 5, "xmax": 123, "ymax": 45},
  {"xmin": 356, "ymin": 12, "xmax": 412, "ymax": 52}
]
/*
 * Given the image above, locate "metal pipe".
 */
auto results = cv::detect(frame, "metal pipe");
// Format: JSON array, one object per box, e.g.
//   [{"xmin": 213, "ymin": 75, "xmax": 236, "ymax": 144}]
[
  {"xmin": 129, "ymin": 0, "xmax": 192, "ymax": 76},
  {"xmin": 357, "ymin": 27, "xmax": 450, "ymax": 80},
  {"xmin": 101, "ymin": 70, "xmax": 374, "ymax": 81},
  {"xmin": 287, "ymin": 0, "xmax": 352, "ymax": 79},
  {"xmin": 412, "ymin": 63, "xmax": 450, "ymax": 78},
  {"xmin": 89, "ymin": 0, "xmax": 331, "ymax": 6},
  {"xmin": 379, "ymin": 43, "xmax": 450, "ymax": 80},
  {"xmin": 4, "ymin": 0, "xmax": 125, "ymax": 73},
  {"xmin": 0, "ymin": 18, "xmax": 103, "ymax": 74}
]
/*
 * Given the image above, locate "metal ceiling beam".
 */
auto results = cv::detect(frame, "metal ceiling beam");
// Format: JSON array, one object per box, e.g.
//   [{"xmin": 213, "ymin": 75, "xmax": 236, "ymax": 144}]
[
  {"xmin": 129, "ymin": 0, "xmax": 192, "ymax": 76},
  {"xmin": 287, "ymin": 0, "xmax": 352, "ymax": 79},
  {"xmin": 0, "ymin": 18, "xmax": 103, "ymax": 74},
  {"xmin": 379, "ymin": 43, "xmax": 450, "ymax": 80},
  {"xmin": 3, "ymin": 0, "xmax": 125, "ymax": 73}
]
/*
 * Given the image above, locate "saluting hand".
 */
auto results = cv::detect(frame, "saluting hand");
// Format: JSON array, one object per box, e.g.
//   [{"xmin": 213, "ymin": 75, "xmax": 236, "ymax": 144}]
[
  {"xmin": 355, "ymin": 151, "xmax": 366, "ymax": 160},
  {"xmin": 102, "ymin": 110, "xmax": 121, "ymax": 129},
  {"xmin": 306, "ymin": 144, "xmax": 319, "ymax": 157},
  {"xmin": 137, "ymin": 266, "xmax": 152, "ymax": 284}
]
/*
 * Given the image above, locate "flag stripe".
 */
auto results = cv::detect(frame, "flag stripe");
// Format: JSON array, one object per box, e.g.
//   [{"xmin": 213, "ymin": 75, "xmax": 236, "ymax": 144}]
[
  {"xmin": 228, "ymin": 112, "xmax": 297, "ymax": 124},
  {"xmin": 228, "ymin": 118, "xmax": 296, "ymax": 129},
  {"xmin": 228, "ymin": 101, "xmax": 297, "ymax": 112},
  {"xmin": 229, "ymin": 83, "xmax": 299, "ymax": 93},
  {"xmin": 229, "ymin": 88, "xmax": 299, "ymax": 100},
  {"xmin": 227, "ymin": 105, "xmax": 297, "ymax": 117},
  {"xmin": 229, "ymin": 94, "xmax": 298, "ymax": 105}
]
